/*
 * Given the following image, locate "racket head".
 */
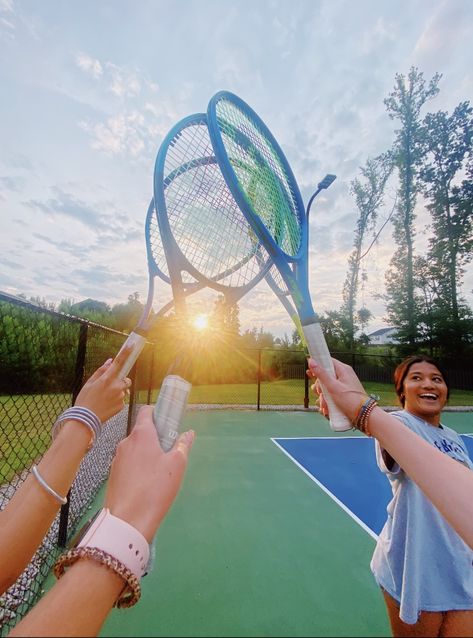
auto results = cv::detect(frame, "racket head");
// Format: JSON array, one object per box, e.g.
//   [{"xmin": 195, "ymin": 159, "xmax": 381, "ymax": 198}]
[
  {"xmin": 145, "ymin": 198, "xmax": 171, "ymax": 285},
  {"xmin": 207, "ymin": 91, "xmax": 307, "ymax": 263},
  {"xmin": 154, "ymin": 112, "xmax": 273, "ymax": 298}
]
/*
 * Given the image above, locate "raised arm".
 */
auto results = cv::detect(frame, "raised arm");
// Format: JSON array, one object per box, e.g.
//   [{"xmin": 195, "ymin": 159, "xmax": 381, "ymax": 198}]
[
  {"xmin": 0, "ymin": 347, "xmax": 132, "ymax": 595},
  {"xmin": 308, "ymin": 357, "xmax": 473, "ymax": 550},
  {"xmin": 9, "ymin": 406, "xmax": 195, "ymax": 637}
]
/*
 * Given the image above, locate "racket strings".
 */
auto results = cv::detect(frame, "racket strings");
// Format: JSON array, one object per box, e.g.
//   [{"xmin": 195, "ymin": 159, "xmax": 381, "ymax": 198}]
[
  {"xmin": 148, "ymin": 207, "xmax": 197, "ymax": 285},
  {"xmin": 215, "ymin": 100, "xmax": 302, "ymax": 258},
  {"xmin": 161, "ymin": 122, "xmax": 271, "ymax": 288}
]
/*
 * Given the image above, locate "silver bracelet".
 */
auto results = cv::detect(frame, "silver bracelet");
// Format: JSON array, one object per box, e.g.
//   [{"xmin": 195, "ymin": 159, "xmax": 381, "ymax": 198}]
[
  {"xmin": 52, "ymin": 407, "xmax": 102, "ymax": 450},
  {"xmin": 31, "ymin": 465, "xmax": 67, "ymax": 505}
]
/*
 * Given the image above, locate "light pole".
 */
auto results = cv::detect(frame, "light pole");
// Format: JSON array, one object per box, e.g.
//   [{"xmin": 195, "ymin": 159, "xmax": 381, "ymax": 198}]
[
  {"xmin": 305, "ymin": 173, "xmax": 337, "ymax": 218},
  {"xmin": 304, "ymin": 172, "xmax": 337, "ymax": 301},
  {"xmin": 302, "ymin": 173, "xmax": 337, "ymax": 408}
]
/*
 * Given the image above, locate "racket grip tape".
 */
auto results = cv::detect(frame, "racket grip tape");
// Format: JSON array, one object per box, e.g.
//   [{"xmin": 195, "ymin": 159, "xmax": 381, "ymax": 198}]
[
  {"xmin": 116, "ymin": 332, "xmax": 147, "ymax": 379},
  {"xmin": 302, "ymin": 322, "xmax": 352, "ymax": 432},
  {"xmin": 153, "ymin": 375, "xmax": 192, "ymax": 451}
]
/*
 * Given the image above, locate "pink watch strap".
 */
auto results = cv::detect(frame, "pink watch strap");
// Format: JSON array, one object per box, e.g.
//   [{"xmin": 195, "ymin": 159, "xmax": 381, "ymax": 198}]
[{"xmin": 78, "ymin": 508, "xmax": 150, "ymax": 578}]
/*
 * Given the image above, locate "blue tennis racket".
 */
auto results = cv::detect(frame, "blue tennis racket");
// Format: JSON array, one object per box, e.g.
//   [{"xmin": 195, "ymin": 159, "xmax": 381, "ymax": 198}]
[
  {"xmin": 153, "ymin": 112, "xmax": 273, "ymax": 318},
  {"xmin": 207, "ymin": 91, "xmax": 351, "ymax": 431}
]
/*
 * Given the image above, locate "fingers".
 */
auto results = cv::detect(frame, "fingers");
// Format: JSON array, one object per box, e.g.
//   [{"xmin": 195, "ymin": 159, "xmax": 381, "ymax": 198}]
[
  {"xmin": 132, "ymin": 406, "xmax": 195, "ymax": 456},
  {"xmin": 307, "ymin": 357, "xmax": 339, "ymax": 391},
  {"xmin": 86, "ymin": 358, "xmax": 113, "ymax": 383},
  {"xmin": 103, "ymin": 344, "xmax": 134, "ymax": 379}
]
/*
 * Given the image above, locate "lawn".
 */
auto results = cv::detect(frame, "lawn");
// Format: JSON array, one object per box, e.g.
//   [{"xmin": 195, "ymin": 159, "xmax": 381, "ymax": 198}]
[{"xmin": 2, "ymin": 382, "xmax": 473, "ymax": 484}]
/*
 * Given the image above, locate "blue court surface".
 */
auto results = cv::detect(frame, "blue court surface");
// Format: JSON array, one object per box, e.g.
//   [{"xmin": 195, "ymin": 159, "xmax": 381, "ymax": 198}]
[{"xmin": 273, "ymin": 434, "xmax": 473, "ymax": 538}]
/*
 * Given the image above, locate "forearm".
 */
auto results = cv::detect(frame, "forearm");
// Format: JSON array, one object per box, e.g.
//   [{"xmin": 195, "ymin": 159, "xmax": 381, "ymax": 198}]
[
  {"xmin": 0, "ymin": 425, "xmax": 92, "ymax": 593},
  {"xmin": 8, "ymin": 559, "xmax": 124, "ymax": 637},
  {"xmin": 369, "ymin": 406, "xmax": 473, "ymax": 548}
]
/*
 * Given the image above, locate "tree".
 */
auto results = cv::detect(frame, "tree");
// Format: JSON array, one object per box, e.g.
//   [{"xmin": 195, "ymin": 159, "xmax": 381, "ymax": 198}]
[
  {"xmin": 417, "ymin": 101, "xmax": 473, "ymax": 353},
  {"xmin": 383, "ymin": 67, "xmax": 441, "ymax": 350},
  {"xmin": 342, "ymin": 153, "xmax": 393, "ymax": 349},
  {"xmin": 111, "ymin": 292, "xmax": 144, "ymax": 332},
  {"xmin": 209, "ymin": 296, "xmax": 240, "ymax": 340}
]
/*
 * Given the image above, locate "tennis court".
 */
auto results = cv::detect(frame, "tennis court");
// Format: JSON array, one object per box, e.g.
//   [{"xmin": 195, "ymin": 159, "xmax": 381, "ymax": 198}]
[{"xmin": 38, "ymin": 408, "xmax": 468, "ymax": 638}]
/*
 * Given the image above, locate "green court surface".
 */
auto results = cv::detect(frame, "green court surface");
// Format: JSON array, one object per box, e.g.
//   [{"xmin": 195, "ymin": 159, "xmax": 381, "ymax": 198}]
[{"xmin": 47, "ymin": 409, "xmax": 472, "ymax": 637}]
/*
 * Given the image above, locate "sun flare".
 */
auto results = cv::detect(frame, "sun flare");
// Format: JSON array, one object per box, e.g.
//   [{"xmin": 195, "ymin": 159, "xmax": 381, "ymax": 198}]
[{"xmin": 193, "ymin": 313, "xmax": 209, "ymax": 331}]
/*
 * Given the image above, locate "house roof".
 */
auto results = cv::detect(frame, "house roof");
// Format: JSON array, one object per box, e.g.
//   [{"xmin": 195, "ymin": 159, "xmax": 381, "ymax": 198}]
[{"xmin": 368, "ymin": 327, "xmax": 397, "ymax": 337}]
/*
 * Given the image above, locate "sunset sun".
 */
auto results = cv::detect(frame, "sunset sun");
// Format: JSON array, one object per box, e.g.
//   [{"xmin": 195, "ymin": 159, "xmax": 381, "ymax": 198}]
[{"xmin": 193, "ymin": 314, "xmax": 209, "ymax": 331}]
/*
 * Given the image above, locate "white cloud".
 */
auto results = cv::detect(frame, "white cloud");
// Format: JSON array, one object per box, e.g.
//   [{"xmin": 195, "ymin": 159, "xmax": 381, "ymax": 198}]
[
  {"xmin": 0, "ymin": 0, "xmax": 472, "ymax": 337},
  {"xmin": 0, "ymin": 0, "xmax": 13, "ymax": 12},
  {"xmin": 106, "ymin": 62, "xmax": 141, "ymax": 98},
  {"xmin": 76, "ymin": 52, "xmax": 103, "ymax": 79}
]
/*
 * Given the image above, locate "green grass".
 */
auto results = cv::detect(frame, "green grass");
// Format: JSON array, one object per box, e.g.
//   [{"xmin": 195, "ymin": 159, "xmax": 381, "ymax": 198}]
[
  {"xmin": 137, "ymin": 379, "xmax": 473, "ymax": 408},
  {"xmin": 0, "ymin": 393, "xmax": 71, "ymax": 484},
  {"xmin": 2, "ymin": 382, "xmax": 473, "ymax": 484}
]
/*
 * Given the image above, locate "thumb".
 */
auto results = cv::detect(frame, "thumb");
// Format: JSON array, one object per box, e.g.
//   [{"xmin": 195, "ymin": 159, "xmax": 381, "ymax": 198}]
[{"xmin": 173, "ymin": 429, "xmax": 195, "ymax": 460}]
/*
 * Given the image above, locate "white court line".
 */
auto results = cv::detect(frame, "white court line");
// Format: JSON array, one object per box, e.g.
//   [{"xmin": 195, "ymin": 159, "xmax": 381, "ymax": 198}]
[{"xmin": 271, "ymin": 436, "xmax": 379, "ymax": 542}]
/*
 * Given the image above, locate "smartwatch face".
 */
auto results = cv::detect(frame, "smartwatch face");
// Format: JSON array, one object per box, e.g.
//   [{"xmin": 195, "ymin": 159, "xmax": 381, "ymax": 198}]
[{"xmin": 69, "ymin": 509, "xmax": 103, "ymax": 548}]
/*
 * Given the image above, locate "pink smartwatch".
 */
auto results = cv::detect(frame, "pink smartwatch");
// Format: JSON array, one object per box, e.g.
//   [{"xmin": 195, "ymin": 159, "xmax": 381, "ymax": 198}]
[{"xmin": 73, "ymin": 507, "xmax": 150, "ymax": 578}]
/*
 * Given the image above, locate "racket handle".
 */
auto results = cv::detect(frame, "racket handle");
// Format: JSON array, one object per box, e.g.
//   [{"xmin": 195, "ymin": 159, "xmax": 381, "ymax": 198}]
[
  {"xmin": 153, "ymin": 375, "xmax": 192, "ymax": 451},
  {"xmin": 302, "ymin": 322, "xmax": 352, "ymax": 432},
  {"xmin": 116, "ymin": 332, "xmax": 147, "ymax": 379}
]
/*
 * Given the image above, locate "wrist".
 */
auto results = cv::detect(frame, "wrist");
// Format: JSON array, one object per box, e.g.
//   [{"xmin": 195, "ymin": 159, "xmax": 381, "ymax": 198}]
[
  {"xmin": 352, "ymin": 394, "xmax": 380, "ymax": 436},
  {"xmin": 52, "ymin": 407, "xmax": 102, "ymax": 451},
  {"xmin": 54, "ymin": 508, "xmax": 150, "ymax": 608}
]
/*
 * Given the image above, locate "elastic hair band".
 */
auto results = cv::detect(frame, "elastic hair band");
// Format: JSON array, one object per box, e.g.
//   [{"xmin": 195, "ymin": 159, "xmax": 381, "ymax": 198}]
[
  {"xmin": 52, "ymin": 407, "xmax": 102, "ymax": 450},
  {"xmin": 31, "ymin": 465, "xmax": 67, "ymax": 505}
]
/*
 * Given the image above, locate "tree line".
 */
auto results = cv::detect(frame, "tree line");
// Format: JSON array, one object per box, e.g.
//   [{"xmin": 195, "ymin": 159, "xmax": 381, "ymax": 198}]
[{"xmin": 339, "ymin": 67, "xmax": 472, "ymax": 363}]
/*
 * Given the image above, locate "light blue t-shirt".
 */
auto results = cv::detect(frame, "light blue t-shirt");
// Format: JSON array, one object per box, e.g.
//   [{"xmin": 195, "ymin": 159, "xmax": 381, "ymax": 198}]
[{"xmin": 370, "ymin": 410, "xmax": 473, "ymax": 624}]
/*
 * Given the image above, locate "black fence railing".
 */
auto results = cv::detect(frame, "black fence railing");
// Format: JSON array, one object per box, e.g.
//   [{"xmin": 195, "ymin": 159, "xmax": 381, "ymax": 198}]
[{"xmin": 1, "ymin": 291, "xmax": 472, "ymax": 633}]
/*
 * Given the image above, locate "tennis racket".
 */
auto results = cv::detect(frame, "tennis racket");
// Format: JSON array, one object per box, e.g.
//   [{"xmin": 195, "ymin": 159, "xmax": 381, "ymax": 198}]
[
  {"xmin": 207, "ymin": 91, "xmax": 351, "ymax": 431},
  {"xmin": 117, "ymin": 111, "xmax": 275, "ymax": 378},
  {"xmin": 117, "ymin": 189, "xmax": 270, "ymax": 379},
  {"xmin": 153, "ymin": 112, "xmax": 273, "ymax": 320}
]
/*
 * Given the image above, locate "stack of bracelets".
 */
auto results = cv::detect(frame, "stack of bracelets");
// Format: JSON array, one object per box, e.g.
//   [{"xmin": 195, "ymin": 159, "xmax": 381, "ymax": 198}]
[{"xmin": 353, "ymin": 394, "xmax": 379, "ymax": 436}]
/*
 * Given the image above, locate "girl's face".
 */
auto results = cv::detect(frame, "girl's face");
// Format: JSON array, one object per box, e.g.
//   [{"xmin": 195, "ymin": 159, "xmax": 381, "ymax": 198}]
[{"xmin": 402, "ymin": 361, "xmax": 448, "ymax": 425}]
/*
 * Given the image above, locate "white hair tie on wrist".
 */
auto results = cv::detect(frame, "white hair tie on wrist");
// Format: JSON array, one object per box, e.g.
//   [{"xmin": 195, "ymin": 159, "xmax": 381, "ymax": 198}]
[{"xmin": 52, "ymin": 406, "xmax": 102, "ymax": 450}]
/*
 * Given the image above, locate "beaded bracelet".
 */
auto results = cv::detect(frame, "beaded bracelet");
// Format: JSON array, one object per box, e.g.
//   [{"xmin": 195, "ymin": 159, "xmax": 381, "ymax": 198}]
[
  {"xmin": 54, "ymin": 547, "xmax": 141, "ymax": 608},
  {"xmin": 52, "ymin": 407, "xmax": 102, "ymax": 450},
  {"xmin": 353, "ymin": 395, "xmax": 379, "ymax": 436}
]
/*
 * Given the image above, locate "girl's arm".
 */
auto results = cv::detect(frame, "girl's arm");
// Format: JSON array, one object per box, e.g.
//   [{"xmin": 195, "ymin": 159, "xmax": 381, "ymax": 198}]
[
  {"xmin": 308, "ymin": 357, "xmax": 473, "ymax": 550},
  {"xmin": 0, "ymin": 348, "xmax": 131, "ymax": 595},
  {"xmin": 8, "ymin": 407, "xmax": 195, "ymax": 637}
]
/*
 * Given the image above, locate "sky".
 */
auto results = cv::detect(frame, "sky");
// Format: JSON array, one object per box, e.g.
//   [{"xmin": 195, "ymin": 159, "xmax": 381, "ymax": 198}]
[{"xmin": 1, "ymin": 0, "xmax": 472, "ymax": 340}]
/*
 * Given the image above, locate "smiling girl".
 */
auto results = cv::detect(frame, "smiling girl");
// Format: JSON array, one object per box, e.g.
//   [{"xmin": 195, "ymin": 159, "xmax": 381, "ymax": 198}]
[{"xmin": 371, "ymin": 355, "xmax": 473, "ymax": 637}]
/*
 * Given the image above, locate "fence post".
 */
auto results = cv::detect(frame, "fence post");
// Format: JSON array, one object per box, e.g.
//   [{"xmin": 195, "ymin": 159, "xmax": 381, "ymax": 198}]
[
  {"xmin": 146, "ymin": 346, "xmax": 155, "ymax": 405},
  {"xmin": 304, "ymin": 365, "xmax": 309, "ymax": 408},
  {"xmin": 127, "ymin": 364, "xmax": 137, "ymax": 435},
  {"xmin": 57, "ymin": 322, "xmax": 88, "ymax": 547},
  {"xmin": 257, "ymin": 349, "xmax": 261, "ymax": 411}
]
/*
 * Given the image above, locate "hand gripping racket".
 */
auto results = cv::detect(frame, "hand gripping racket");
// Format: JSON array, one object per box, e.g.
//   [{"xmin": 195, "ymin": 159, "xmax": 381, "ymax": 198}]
[{"xmin": 207, "ymin": 91, "xmax": 351, "ymax": 431}]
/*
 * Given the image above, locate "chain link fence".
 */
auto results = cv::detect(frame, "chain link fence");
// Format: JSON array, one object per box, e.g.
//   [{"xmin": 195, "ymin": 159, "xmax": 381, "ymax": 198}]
[{"xmin": 1, "ymin": 292, "xmax": 472, "ymax": 634}]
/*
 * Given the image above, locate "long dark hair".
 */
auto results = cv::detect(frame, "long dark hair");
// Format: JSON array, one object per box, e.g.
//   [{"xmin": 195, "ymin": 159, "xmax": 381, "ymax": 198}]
[{"xmin": 393, "ymin": 355, "xmax": 450, "ymax": 407}]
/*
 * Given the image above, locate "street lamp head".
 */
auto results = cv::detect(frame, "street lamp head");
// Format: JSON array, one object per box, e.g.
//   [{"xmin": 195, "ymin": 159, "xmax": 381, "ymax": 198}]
[{"xmin": 317, "ymin": 174, "xmax": 337, "ymax": 190}]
